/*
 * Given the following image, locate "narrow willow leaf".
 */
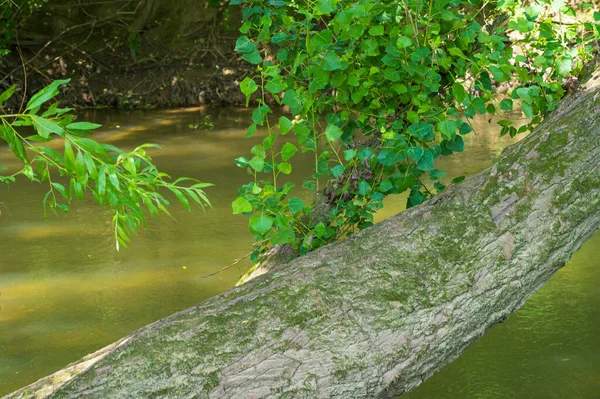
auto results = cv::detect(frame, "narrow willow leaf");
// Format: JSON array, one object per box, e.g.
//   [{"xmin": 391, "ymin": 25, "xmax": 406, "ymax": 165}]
[{"xmin": 26, "ymin": 79, "xmax": 70, "ymax": 111}]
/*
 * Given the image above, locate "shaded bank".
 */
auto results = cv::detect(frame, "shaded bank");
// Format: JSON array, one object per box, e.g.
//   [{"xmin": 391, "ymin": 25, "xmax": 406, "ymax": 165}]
[
  {"xmin": 0, "ymin": 0, "xmax": 247, "ymax": 110},
  {"xmin": 5, "ymin": 69, "xmax": 600, "ymax": 398}
]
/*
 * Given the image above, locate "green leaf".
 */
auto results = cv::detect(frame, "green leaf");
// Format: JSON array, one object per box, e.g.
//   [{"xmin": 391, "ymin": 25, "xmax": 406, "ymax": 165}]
[
  {"xmin": 499, "ymin": 99, "xmax": 513, "ymax": 111},
  {"xmin": 51, "ymin": 182, "xmax": 68, "ymax": 199},
  {"xmin": 446, "ymin": 135, "xmax": 464, "ymax": 152},
  {"xmin": 508, "ymin": 18, "xmax": 534, "ymax": 33},
  {"xmin": 437, "ymin": 120, "xmax": 459, "ymax": 140},
  {"xmin": 251, "ymin": 144, "xmax": 266, "ymax": 158},
  {"xmin": 556, "ymin": 57, "xmax": 573, "ymax": 76},
  {"xmin": 0, "ymin": 85, "xmax": 16, "ymax": 107},
  {"xmin": 407, "ymin": 111, "xmax": 419, "ymax": 124},
  {"xmin": 459, "ymin": 121, "xmax": 472, "ymax": 135},
  {"xmin": 235, "ymin": 156, "xmax": 249, "ymax": 168},
  {"xmin": 279, "ymin": 116, "xmax": 293, "ymax": 135},
  {"xmin": 344, "ymin": 149, "xmax": 356, "ymax": 161},
  {"xmin": 369, "ymin": 25, "xmax": 384, "ymax": 36},
  {"xmin": 288, "ymin": 197, "xmax": 305, "ymax": 213},
  {"xmin": 108, "ymin": 172, "xmax": 120, "ymax": 191},
  {"xmin": 75, "ymin": 151, "xmax": 87, "ymax": 179},
  {"xmin": 441, "ymin": 9, "xmax": 457, "ymax": 21},
  {"xmin": 83, "ymin": 152, "xmax": 98, "ymax": 178},
  {"xmin": 322, "ymin": 52, "xmax": 343, "ymax": 71},
  {"xmin": 281, "ymin": 142, "xmax": 298, "ymax": 161},
  {"xmin": 396, "ymin": 36, "xmax": 411, "ymax": 49},
  {"xmin": 406, "ymin": 147, "xmax": 424, "ymax": 163},
  {"xmin": 452, "ymin": 83, "xmax": 467, "ymax": 104},
  {"xmin": 63, "ymin": 140, "xmax": 76, "ymax": 172},
  {"xmin": 66, "ymin": 122, "xmax": 102, "ymax": 131},
  {"xmin": 71, "ymin": 136, "xmax": 109, "ymax": 157},
  {"xmin": 30, "ymin": 115, "xmax": 64, "ymax": 138},
  {"xmin": 263, "ymin": 135, "xmax": 276, "ymax": 150},
  {"xmin": 271, "ymin": 32, "xmax": 289, "ymax": 44},
  {"xmin": 97, "ymin": 168, "xmax": 106, "ymax": 196},
  {"xmin": 246, "ymin": 124, "xmax": 257, "ymax": 138},
  {"xmin": 314, "ymin": 222, "xmax": 326, "ymax": 238},
  {"xmin": 277, "ymin": 162, "xmax": 292, "ymax": 174},
  {"xmin": 283, "ymin": 90, "xmax": 303, "ymax": 114},
  {"xmin": 2, "ymin": 124, "xmax": 27, "ymax": 163},
  {"xmin": 361, "ymin": 38, "xmax": 379, "ymax": 55},
  {"xmin": 448, "ymin": 47, "xmax": 467, "ymax": 59},
  {"xmin": 379, "ymin": 179, "xmax": 393, "ymax": 192},
  {"xmin": 416, "ymin": 150, "xmax": 434, "ymax": 171},
  {"xmin": 516, "ymin": 87, "xmax": 534, "ymax": 103},
  {"xmin": 521, "ymin": 102, "xmax": 533, "ymax": 119},
  {"xmin": 240, "ymin": 77, "xmax": 258, "ymax": 106},
  {"xmin": 232, "ymin": 197, "xmax": 253, "ymax": 214},
  {"xmin": 308, "ymin": 29, "xmax": 333, "ymax": 54},
  {"xmin": 235, "ymin": 36, "xmax": 255, "ymax": 53},
  {"xmin": 331, "ymin": 164, "xmax": 344, "ymax": 178},
  {"xmin": 384, "ymin": 68, "xmax": 401, "ymax": 82},
  {"xmin": 243, "ymin": 51, "xmax": 263, "ymax": 65},
  {"xmin": 271, "ymin": 226, "xmax": 296, "ymax": 245},
  {"xmin": 358, "ymin": 180, "xmax": 371, "ymax": 195},
  {"xmin": 488, "ymin": 66, "xmax": 505, "ymax": 82},
  {"xmin": 430, "ymin": 169, "xmax": 447, "ymax": 180},
  {"xmin": 250, "ymin": 215, "xmax": 273, "ymax": 235},
  {"xmin": 252, "ymin": 105, "xmax": 271, "ymax": 125},
  {"xmin": 169, "ymin": 187, "xmax": 190, "ymax": 210},
  {"xmin": 325, "ymin": 123, "xmax": 343, "ymax": 142},
  {"xmin": 315, "ymin": 0, "xmax": 335, "ymax": 14},
  {"xmin": 348, "ymin": 24, "xmax": 365, "ymax": 39},
  {"xmin": 265, "ymin": 78, "xmax": 286, "ymax": 94},
  {"xmin": 248, "ymin": 156, "xmax": 265, "ymax": 172},
  {"xmin": 26, "ymin": 79, "xmax": 70, "ymax": 111}
]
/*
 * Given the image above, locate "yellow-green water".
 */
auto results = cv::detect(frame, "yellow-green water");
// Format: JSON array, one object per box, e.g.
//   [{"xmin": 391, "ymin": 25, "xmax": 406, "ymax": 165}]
[{"xmin": 0, "ymin": 108, "xmax": 598, "ymax": 397}]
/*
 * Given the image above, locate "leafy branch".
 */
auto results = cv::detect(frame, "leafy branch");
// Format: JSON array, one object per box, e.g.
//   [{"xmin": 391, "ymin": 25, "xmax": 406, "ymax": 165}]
[
  {"xmin": 231, "ymin": 0, "xmax": 600, "ymax": 263},
  {"xmin": 0, "ymin": 79, "xmax": 212, "ymax": 250}
]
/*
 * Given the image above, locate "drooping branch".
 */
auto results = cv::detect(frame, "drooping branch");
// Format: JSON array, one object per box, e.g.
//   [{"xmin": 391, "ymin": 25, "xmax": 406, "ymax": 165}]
[{"xmin": 6, "ymin": 70, "xmax": 600, "ymax": 399}]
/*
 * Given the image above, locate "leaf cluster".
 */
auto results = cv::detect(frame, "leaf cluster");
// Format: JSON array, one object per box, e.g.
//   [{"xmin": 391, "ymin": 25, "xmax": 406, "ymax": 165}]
[
  {"xmin": 0, "ymin": 80, "xmax": 212, "ymax": 250},
  {"xmin": 231, "ymin": 0, "xmax": 599, "ymax": 263}
]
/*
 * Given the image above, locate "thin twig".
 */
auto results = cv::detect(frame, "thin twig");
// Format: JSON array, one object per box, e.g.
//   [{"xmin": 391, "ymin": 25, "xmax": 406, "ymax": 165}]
[
  {"xmin": 200, "ymin": 252, "xmax": 252, "ymax": 279},
  {"xmin": 466, "ymin": 116, "xmax": 493, "ymax": 161}
]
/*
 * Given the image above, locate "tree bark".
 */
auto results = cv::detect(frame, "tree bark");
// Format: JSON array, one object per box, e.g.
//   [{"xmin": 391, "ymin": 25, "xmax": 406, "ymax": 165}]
[{"xmin": 5, "ymin": 70, "xmax": 600, "ymax": 399}]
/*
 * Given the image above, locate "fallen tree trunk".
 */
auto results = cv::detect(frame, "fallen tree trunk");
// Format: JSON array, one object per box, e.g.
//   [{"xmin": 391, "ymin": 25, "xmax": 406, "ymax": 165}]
[{"xmin": 6, "ymin": 70, "xmax": 600, "ymax": 399}]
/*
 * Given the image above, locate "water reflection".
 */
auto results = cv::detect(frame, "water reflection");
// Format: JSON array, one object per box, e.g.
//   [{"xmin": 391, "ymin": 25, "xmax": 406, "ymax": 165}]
[
  {"xmin": 404, "ymin": 234, "xmax": 600, "ymax": 399},
  {"xmin": 0, "ymin": 108, "xmax": 597, "ymax": 397}
]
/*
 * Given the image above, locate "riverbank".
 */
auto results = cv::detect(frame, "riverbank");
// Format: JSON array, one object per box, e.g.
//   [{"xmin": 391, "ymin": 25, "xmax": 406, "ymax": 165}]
[{"xmin": 0, "ymin": 0, "xmax": 249, "ymax": 111}]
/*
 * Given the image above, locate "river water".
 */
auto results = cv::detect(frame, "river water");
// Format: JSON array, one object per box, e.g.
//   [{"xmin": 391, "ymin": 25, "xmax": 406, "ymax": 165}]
[{"xmin": 0, "ymin": 108, "xmax": 598, "ymax": 397}]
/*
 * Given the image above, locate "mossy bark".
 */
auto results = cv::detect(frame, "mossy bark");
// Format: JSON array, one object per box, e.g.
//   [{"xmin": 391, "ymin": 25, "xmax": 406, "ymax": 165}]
[{"xmin": 5, "ymin": 70, "xmax": 600, "ymax": 399}]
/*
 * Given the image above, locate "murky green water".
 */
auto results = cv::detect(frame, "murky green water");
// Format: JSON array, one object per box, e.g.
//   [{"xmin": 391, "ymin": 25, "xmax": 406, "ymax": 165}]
[{"xmin": 0, "ymin": 108, "xmax": 598, "ymax": 397}]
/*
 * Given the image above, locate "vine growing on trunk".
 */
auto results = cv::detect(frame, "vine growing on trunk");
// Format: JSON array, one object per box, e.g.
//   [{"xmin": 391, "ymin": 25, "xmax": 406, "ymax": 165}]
[{"xmin": 232, "ymin": 0, "xmax": 599, "ymax": 263}]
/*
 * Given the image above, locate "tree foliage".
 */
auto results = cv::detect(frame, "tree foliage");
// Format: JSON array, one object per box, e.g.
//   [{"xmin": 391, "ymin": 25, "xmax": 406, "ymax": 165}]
[
  {"xmin": 232, "ymin": 0, "xmax": 599, "ymax": 262},
  {"xmin": 0, "ymin": 80, "xmax": 212, "ymax": 250}
]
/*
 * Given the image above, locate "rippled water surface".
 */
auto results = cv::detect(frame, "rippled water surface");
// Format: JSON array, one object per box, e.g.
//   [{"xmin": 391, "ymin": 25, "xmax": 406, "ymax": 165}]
[{"xmin": 0, "ymin": 108, "xmax": 598, "ymax": 397}]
